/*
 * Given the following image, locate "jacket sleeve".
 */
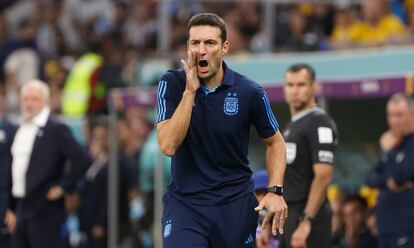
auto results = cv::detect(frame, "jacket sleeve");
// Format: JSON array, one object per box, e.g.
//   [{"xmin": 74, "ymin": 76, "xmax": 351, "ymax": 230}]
[
  {"xmin": 57, "ymin": 123, "xmax": 91, "ymax": 192},
  {"xmin": 393, "ymin": 145, "xmax": 414, "ymax": 185},
  {"xmin": 0, "ymin": 161, "xmax": 8, "ymax": 221},
  {"xmin": 366, "ymin": 155, "xmax": 387, "ymax": 189},
  {"xmin": 5, "ymin": 123, "xmax": 17, "ymax": 214},
  {"xmin": 93, "ymin": 167, "xmax": 108, "ymax": 228}
]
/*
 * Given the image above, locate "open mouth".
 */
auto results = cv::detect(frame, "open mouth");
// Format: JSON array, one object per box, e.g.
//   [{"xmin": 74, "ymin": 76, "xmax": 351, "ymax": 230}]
[
  {"xmin": 198, "ymin": 60, "xmax": 209, "ymax": 74},
  {"xmin": 198, "ymin": 60, "xmax": 208, "ymax": 68}
]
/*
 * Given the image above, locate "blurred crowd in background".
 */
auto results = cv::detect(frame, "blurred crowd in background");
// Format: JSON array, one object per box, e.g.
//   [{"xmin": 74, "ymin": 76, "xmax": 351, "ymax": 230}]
[
  {"xmin": 0, "ymin": 0, "xmax": 414, "ymax": 116},
  {"xmin": 0, "ymin": 0, "xmax": 413, "ymax": 248}
]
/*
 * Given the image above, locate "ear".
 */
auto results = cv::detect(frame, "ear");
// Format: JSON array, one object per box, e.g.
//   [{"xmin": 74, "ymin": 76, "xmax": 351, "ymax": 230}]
[
  {"xmin": 313, "ymin": 81, "xmax": 321, "ymax": 95},
  {"xmin": 222, "ymin": 40, "xmax": 229, "ymax": 56}
]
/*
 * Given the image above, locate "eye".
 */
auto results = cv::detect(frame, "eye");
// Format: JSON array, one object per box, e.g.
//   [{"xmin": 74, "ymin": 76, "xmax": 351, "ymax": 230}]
[{"xmin": 205, "ymin": 40, "xmax": 216, "ymax": 46}]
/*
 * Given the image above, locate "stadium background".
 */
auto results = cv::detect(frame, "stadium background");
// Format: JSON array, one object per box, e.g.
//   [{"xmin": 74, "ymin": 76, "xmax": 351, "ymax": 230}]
[{"xmin": 0, "ymin": 0, "xmax": 413, "ymax": 247}]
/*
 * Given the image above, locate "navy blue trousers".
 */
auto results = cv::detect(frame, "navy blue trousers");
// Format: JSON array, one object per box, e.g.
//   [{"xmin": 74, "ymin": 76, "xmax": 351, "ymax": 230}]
[{"xmin": 162, "ymin": 192, "xmax": 258, "ymax": 248}]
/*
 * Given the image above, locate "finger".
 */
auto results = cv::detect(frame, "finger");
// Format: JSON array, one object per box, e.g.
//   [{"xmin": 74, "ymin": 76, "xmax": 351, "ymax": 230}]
[
  {"xmin": 181, "ymin": 59, "xmax": 188, "ymax": 72},
  {"xmin": 272, "ymin": 212, "xmax": 280, "ymax": 235},
  {"xmin": 279, "ymin": 209, "xmax": 288, "ymax": 234},
  {"xmin": 278, "ymin": 216, "xmax": 285, "ymax": 235},
  {"xmin": 261, "ymin": 213, "xmax": 272, "ymax": 229},
  {"xmin": 254, "ymin": 200, "xmax": 265, "ymax": 211}
]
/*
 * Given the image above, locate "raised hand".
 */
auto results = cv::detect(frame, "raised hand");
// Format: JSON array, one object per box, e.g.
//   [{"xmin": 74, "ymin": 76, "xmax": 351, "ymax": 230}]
[
  {"xmin": 181, "ymin": 50, "xmax": 200, "ymax": 93},
  {"xmin": 380, "ymin": 130, "xmax": 400, "ymax": 152}
]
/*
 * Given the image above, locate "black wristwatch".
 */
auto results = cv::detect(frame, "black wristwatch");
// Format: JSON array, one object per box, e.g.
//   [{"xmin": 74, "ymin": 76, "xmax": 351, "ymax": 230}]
[
  {"xmin": 266, "ymin": 185, "xmax": 284, "ymax": 196},
  {"xmin": 299, "ymin": 213, "xmax": 313, "ymax": 223}
]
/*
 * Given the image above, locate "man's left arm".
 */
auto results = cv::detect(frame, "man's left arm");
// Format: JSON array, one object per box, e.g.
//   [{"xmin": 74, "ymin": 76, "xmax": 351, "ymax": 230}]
[
  {"xmin": 391, "ymin": 139, "xmax": 414, "ymax": 188},
  {"xmin": 291, "ymin": 163, "xmax": 332, "ymax": 247},
  {"xmin": 255, "ymin": 130, "xmax": 288, "ymax": 235},
  {"xmin": 48, "ymin": 122, "xmax": 91, "ymax": 200}
]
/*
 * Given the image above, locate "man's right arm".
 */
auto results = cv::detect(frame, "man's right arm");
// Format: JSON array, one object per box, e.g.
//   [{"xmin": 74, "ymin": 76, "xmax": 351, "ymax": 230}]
[
  {"xmin": 366, "ymin": 131, "xmax": 396, "ymax": 189},
  {"xmin": 366, "ymin": 160, "xmax": 387, "ymax": 188},
  {"xmin": 157, "ymin": 90, "xmax": 195, "ymax": 156},
  {"xmin": 157, "ymin": 50, "xmax": 200, "ymax": 157}
]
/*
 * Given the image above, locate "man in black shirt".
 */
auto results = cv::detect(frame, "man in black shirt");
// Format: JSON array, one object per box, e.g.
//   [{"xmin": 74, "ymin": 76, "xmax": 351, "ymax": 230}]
[{"xmin": 280, "ymin": 63, "xmax": 338, "ymax": 248}]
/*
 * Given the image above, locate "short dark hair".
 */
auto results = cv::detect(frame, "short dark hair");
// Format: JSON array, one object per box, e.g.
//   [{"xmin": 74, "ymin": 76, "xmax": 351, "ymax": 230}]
[
  {"xmin": 187, "ymin": 13, "xmax": 227, "ymax": 43},
  {"xmin": 286, "ymin": 63, "xmax": 316, "ymax": 81}
]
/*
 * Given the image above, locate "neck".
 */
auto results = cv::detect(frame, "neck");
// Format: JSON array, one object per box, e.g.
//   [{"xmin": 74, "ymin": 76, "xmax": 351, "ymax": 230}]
[
  {"xmin": 202, "ymin": 64, "xmax": 224, "ymax": 90},
  {"xmin": 290, "ymin": 102, "xmax": 317, "ymax": 117}
]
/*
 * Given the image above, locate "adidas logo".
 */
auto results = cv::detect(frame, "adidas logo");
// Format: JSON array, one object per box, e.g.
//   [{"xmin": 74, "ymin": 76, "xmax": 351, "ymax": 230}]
[{"xmin": 244, "ymin": 233, "xmax": 254, "ymax": 244}]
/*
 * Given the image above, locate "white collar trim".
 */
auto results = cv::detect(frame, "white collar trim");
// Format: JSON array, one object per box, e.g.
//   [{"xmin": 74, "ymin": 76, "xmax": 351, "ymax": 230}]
[{"xmin": 291, "ymin": 107, "xmax": 325, "ymax": 122}]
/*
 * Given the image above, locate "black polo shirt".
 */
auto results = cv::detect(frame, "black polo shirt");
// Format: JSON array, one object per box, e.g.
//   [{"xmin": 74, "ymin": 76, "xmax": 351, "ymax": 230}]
[
  {"xmin": 157, "ymin": 62, "xmax": 279, "ymax": 205},
  {"xmin": 282, "ymin": 107, "xmax": 338, "ymax": 203}
]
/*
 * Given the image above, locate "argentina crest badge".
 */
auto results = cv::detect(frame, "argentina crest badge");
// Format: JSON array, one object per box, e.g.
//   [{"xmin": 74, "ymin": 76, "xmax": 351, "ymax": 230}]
[{"xmin": 224, "ymin": 93, "xmax": 238, "ymax": 116}]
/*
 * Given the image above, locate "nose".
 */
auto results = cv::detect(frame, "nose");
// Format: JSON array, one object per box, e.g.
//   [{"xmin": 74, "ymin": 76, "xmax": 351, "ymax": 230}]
[
  {"xmin": 291, "ymin": 85, "xmax": 299, "ymax": 95},
  {"xmin": 198, "ymin": 43, "xmax": 206, "ymax": 55}
]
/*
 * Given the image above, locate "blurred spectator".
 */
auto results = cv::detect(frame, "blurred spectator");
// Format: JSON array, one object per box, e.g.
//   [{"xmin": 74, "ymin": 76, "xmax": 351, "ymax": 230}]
[
  {"xmin": 341, "ymin": 195, "xmax": 377, "ymax": 248},
  {"xmin": 365, "ymin": 208, "xmax": 378, "ymax": 244},
  {"xmin": 35, "ymin": 1, "xmax": 61, "ymax": 59},
  {"xmin": 61, "ymin": 51, "xmax": 103, "ymax": 117},
  {"xmin": 407, "ymin": 4, "xmax": 414, "ymax": 39},
  {"xmin": 357, "ymin": 0, "xmax": 408, "ymax": 47},
  {"xmin": 366, "ymin": 93, "xmax": 414, "ymax": 248},
  {"xmin": 305, "ymin": 3, "xmax": 335, "ymax": 41},
  {"xmin": 44, "ymin": 59, "xmax": 69, "ymax": 114},
  {"xmin": 390, "ymin": 0, "xmax": 407, "ymax": 23},
  {"xmin": 116, "ymin": 112, "xmax": 144, "ymax": 246},
  {"xmin": 79, "ymin": 120, "xmax": 109, "ymax": 248},
  {"xmin": 63, "ymin": 0, "xmax": 114, "ymax": 36},
  {"xmin": 225, "ymin": 19, "xmax": 250, "ymax": 55},
  {"xmin": 278, "ymin": 6, "xmax": 320, "ymax": 52},
  {"xmin": 226, "ymin": 2, "xmax": 262, "ymax": 54},
  {"xmin": 123, "ymin": 0, "xmax": 157, "ymax": 54},
  {"xmin": 330, "ymin": 3, "xmax": 365, "ymax": 49},
  {"xmin": 0, "ymin": 84, "xmax": 16, "ymax": 248},
  {"xmin": 1, "ymin": 17, "xmax": 41, "ymax": 115},
  {"xmin": 0, "ymin": 14, "xmax": 8, "ymax": 52},
  {"xmin": 9, "ymin": 80, "xmax": 91, "ymax": 248}
]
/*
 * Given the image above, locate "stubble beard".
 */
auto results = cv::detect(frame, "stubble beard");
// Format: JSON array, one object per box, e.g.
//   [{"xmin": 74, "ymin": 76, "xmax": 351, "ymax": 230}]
[{"xmin": 292, "ymin": 101, "xmax": 308, "ymax": 112}]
